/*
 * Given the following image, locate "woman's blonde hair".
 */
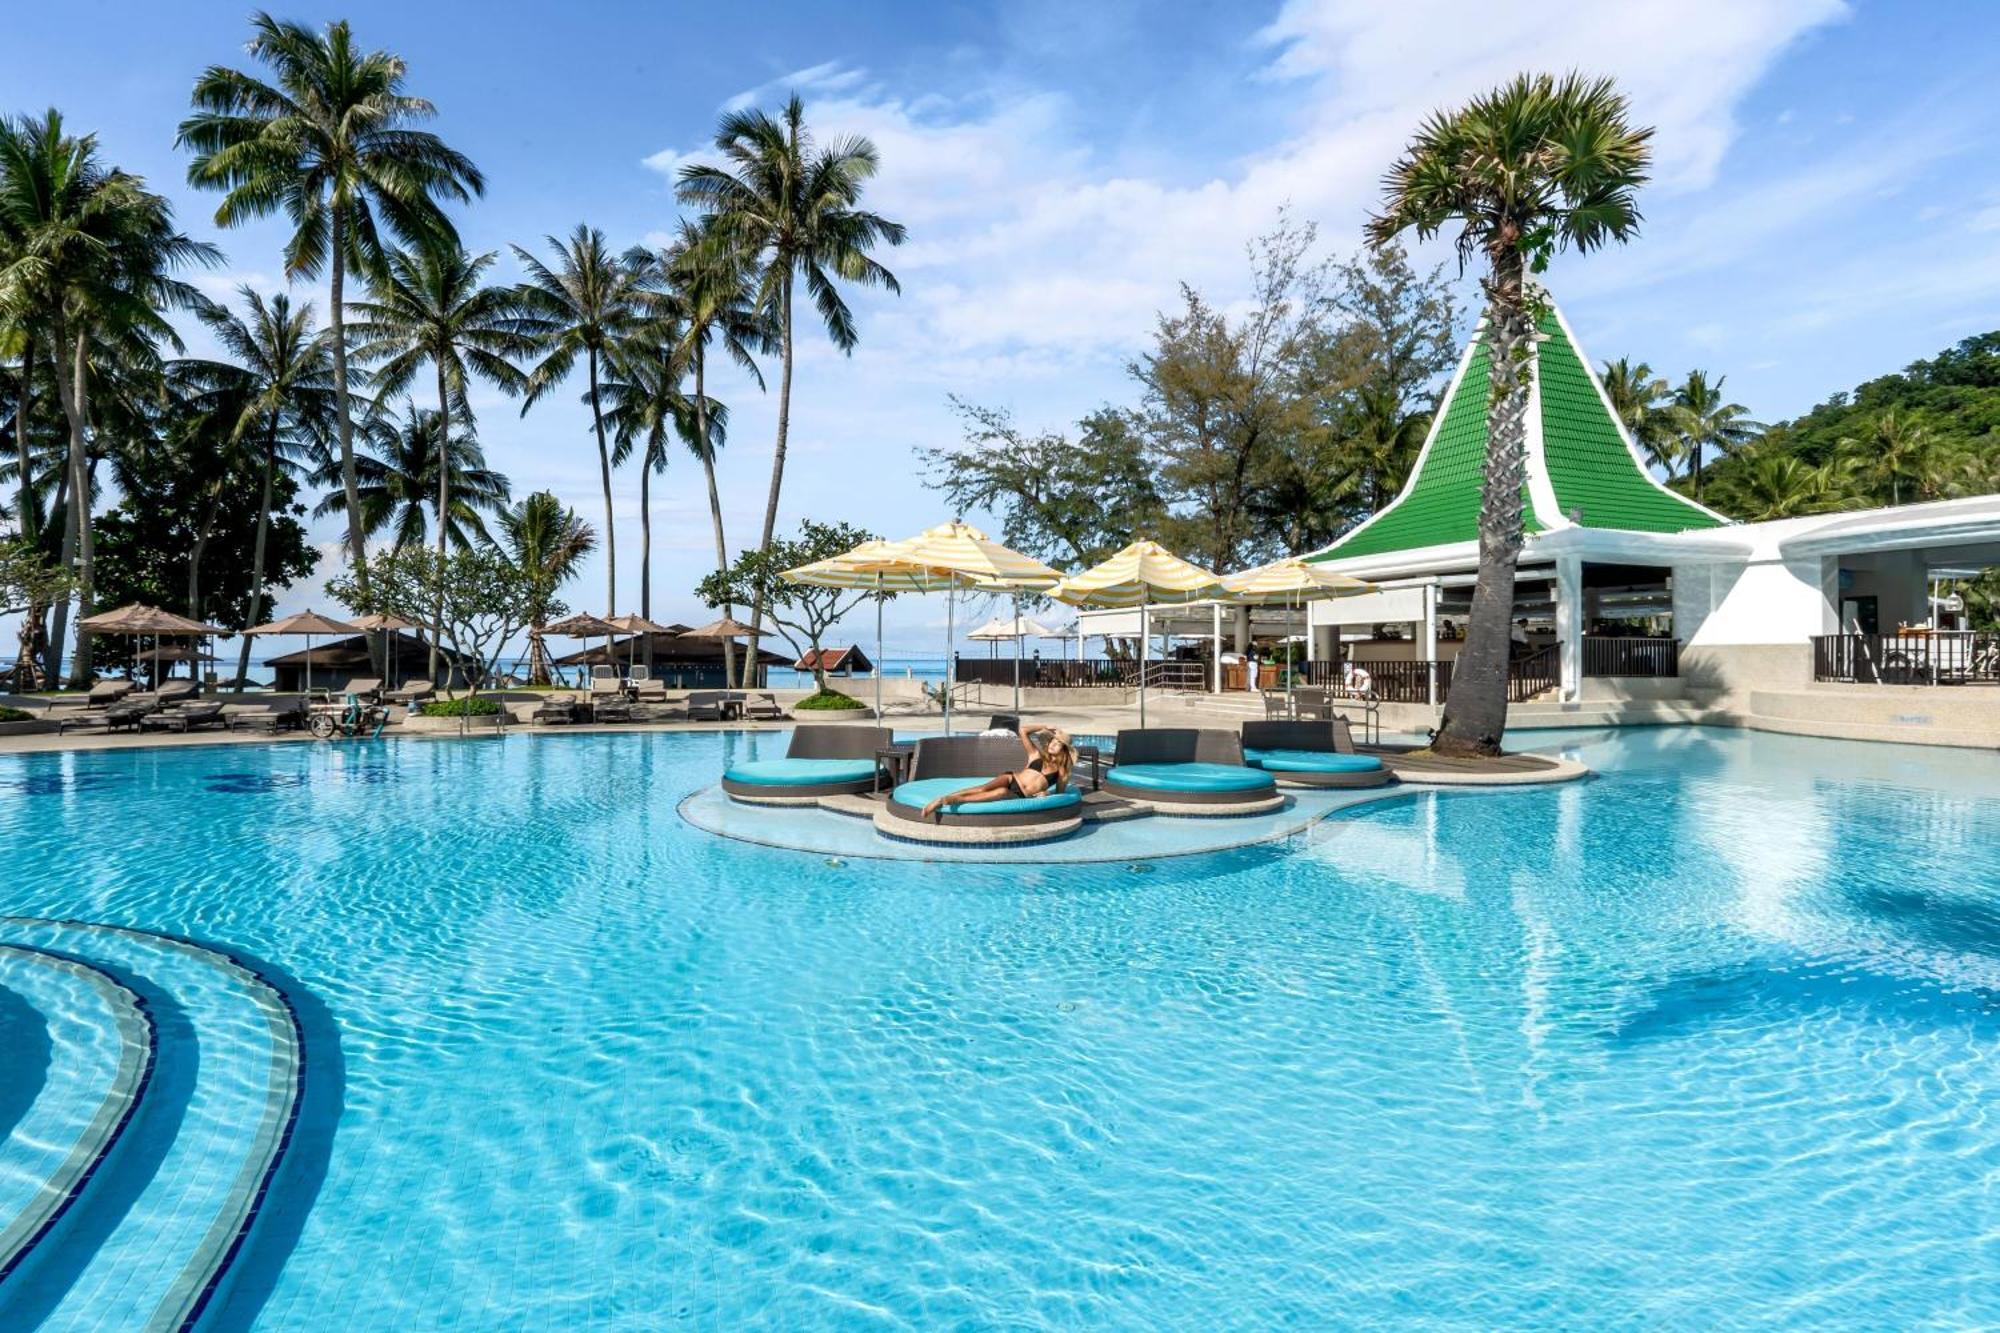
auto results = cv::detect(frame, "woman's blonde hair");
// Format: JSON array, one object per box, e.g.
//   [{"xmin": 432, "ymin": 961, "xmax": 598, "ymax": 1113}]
[{"xmin": 1038, "ymin": 729, "xmax": 1077, "ymax": 788}]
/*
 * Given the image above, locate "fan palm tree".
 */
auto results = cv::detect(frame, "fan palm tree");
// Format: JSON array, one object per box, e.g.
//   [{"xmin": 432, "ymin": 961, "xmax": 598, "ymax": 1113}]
[
  {"xmin": 179, "ymin": 287, "xmax": 333, "ymax": 684},
  {"xmin": 0, "ymin": 108, "xmax": 219, "ymax": 684},
  {"xmin": 511, "ymin": 225, "xmax": 646, "ymax": 613},
  {"xmin": 500, "ymin": 490, "xmax": 596, "ymax": 685},
  {"xmin": 318, "ymin": 401, "xmax": 510, "ymax": 550},
  {"xmin": 1600, "ymin": 357, "xmax": 1680, "ymax": 478},
  {"xmin": 178, "ymin": 13, "xmax": 484, "ymax": 588},
  {"xmin": 1365, "ymin": 73, "xmax": 1651, "ymax": 758},
  {"xmin": 1670, "ymin": 370, "xmax": 1761, "ymax": 498},
  {"xmin": 349, "ymin": 243, "xmax": 531, "ymax": 674},
  {"xmin": 676, "ymin": 94, "xmax": 905, "ymax": 656}
]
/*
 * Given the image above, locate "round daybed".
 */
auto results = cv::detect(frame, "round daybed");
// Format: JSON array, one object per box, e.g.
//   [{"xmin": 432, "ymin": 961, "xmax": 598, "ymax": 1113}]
[
  {"xmin": 1239, "ymin": 719, "xmax": 1392, "ymax": 789},
  {"xmin": 722, "ymin": 724, "xmax": 894, "ymax": 804},
  {"xmin": 873, "ymin": 735, "xmax": 1086, "ymax": 845},
  {"xmin": 1101, "ymin": 729, "xmax": 1283, "ymax": 815}
]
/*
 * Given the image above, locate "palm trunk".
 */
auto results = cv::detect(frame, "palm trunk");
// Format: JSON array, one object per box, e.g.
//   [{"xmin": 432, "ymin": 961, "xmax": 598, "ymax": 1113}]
[
  {"xmin": 693, "ymin": 345, "xmax": 736, "ymax": 689},
  {"xmin": 329, "ymin": 206, "xmax": 367, "ymax": 580},
  {"xmin": 45, "ymin": 446, "xmax": 73, "ymax": 688},
  {"xmin": 48, "ymin": 327, "xmax": 93, "ymax": 688},
  {"xmin": 431, "ymin": 364, "xmax": 449, "ymax": 680},
  {"xmin": 1691, "ymin": 440, "xmax": 1703, "ymax": 498},
  {"xmin": 234, "ymin": 423, "xmax": 279, "ymax": 691},
  {"xmin": 14, "ymin": 330, "xmax": 34, "ymax": 546},
  {"xmin": 1432, "ymin": 272, "xmax": 1533, "ymax": 759},
  {"xmin": 746, "ymin": 268, "xmax": 794, "ymax": 690},
  {"xmin": 587, "ymin": 347, "xmax": 616, "ymax": 615}
]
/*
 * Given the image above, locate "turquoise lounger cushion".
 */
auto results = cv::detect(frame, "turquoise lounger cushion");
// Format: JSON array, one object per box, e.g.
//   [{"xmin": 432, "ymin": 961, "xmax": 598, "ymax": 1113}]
[
  {"xmin": 724, "ymin": 757, "xmax": 878, "ymax": 786},
  {"xmin": 1243, "ymin": 748, "xmax": 1385, "ymax": 774},
  {"xmin": 890, "ymin": 777, "xmax": 1081, "ymax": 816},
  {"xmin": 1107, "ymin": 762, "xmax": 1274, "ymax": 794}
]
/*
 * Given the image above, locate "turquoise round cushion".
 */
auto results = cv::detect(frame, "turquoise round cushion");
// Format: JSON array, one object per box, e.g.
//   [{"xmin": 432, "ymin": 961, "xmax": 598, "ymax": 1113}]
[
  {"xmin": 1243, "ymin": 748, "xmax": 1385, "ymax": 774},
  {"xmin": 1107, "ymin": 762, "xmax": 1274, "ymax": 793},
  {"xmin": 890, "ymin": 777, "xmax": 1081, "ymax": 816},
  {"xmin": 724, "ymin": 757, "xmax": 878, "ymax": 786}
]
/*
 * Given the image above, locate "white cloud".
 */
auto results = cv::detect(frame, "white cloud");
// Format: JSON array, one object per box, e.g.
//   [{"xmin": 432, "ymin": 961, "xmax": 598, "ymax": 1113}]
[{"xmin": 719, "ymin": 60, "xmax": 870, "ymax": 114}]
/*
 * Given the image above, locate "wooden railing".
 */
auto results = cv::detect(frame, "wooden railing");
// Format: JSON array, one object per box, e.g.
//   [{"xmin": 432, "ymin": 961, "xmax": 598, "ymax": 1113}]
[
  {"xmin": 1812, "ymin": 632, "xmax": 2000, "ymax": 685},
  {"xmin": 953, "ymin": 657, "xmax": 1207, "ymax": 690},
  {"xmin": 1509, "ymin": 645, "xmax": 1561, "ymax": 700},
  {"xmin": 1581, "ymin": 636, "xmax": 1678, "ymax": 678}
]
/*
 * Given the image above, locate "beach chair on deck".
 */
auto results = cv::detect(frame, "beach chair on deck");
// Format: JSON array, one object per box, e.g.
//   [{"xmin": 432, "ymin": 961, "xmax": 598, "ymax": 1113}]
[
  {"xmin": 743, "ymin": 692, "xmax": 787, "ymax": 720},
  {"xmin": 342, "ymin": 678, "xmax": 384, "ymax": 704},
  {"xmin": 685, "ymin": 691, "xmax": 727, "ymax": 722},
  {"xmin": 140, "ymin": 700, "xmax": 229, "ymax": 734},
  {"xmin": 384, "ymin": 679, "xmax": 437, "ymax": 709},
  {"xmin": 50, "ymin": 679, "xmax": 137, "ymax": 712},
  {"xmin": 626, "ymin": 664, "xmax": 668, "ymax": 703}
]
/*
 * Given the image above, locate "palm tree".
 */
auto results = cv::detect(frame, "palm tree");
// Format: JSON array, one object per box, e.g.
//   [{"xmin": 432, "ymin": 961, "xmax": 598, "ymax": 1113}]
[
  {"xmin": 511, "ymin": 225, "xmax": 645, "ymax": 613},
  {"xmin": 180, "ymin": 287, "xmax": 333, "ymax": 685},
  {"xmin": 318, "ymin": 401, "xmax": 510, "ymax": 549},
  {"xmin": 349, "ymin": 243, "xmax": 531, "ymax": 674},
  {"xmin": 178, "ymin": 13, "xmax": 483, "ymax": 588},
  {"xmin": 1717, "ymin": 446, "xmax": 1855, "ymax": 521},
  {"xmin": 1670, "ymin": 369, "xmax": 1761, "ymax": 498},
  {"xmin": 500, "ymin": 490, "xmax": 596, "ymax": 685},
  {"xmin": 0, "ymin": 109, "xmax": 219, "ymax": 685},
  {"xmin": 1600, "ymin": 357, "xmax": 1680, "ymax": 478},
  {"xmin": 1836, "ymin": 409, "xmax": 1962, "ymax": 506},
  {"xmin": 677, "ymin": 94, "xmax": 905, "ymax": 658},
  {"xmin": 659, "ymin": 220, "xmax": 771, "ymax": 687},
  {"xmin": 1366, "ymin": 73, "xmax": 1651, "ymax": 758}
]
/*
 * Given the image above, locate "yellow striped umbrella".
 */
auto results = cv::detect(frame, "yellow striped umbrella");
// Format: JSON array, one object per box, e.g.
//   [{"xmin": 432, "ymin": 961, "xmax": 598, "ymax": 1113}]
[
  {"xmin": 784, "ymin": 540, "xmax": 967, "ymax": 720},
  {"xmin": 1220, "ymin": 557, "xmax": 1376, "ymax": 710},
  {"xmin": 1051, "ymin": 541, "xmax": 1226, "ymax": 727}
]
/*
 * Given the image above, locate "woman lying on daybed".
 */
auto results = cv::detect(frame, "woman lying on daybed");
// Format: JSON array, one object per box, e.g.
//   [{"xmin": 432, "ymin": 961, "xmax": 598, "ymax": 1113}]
[{"xmin": 919, "ymin": 723, "xmax": 1078, "ymax": 820}]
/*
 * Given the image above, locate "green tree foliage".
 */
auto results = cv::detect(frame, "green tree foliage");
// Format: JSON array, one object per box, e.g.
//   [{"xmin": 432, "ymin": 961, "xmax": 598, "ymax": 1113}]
[
  {"xmin": 328, "ymin": 544, "xmax": 534, "ymax": 699},
  {"xmin": 316, "ymin": 401, "xmax": 511, "ymax": 550},
  {"xmin": 499, "ymin": 491, "xmax": 595, "ymax": 685},
  {"xmin": 695, "ymin": 519, "xmax": 887, "ymax": 692}
]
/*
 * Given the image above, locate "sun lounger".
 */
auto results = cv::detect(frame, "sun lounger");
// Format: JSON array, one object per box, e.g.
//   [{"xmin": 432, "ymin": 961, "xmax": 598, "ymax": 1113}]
[
  {"xmin": 875, "ymin": 735, "xmax": 1084, "ymax": 844},
  {"xmin": 384, "ymin": 679, "xmax": 437, "ymax": 707},
  {"xmin": 139, "ymin": 700, "xmax": 229, "ymax": 734},
  {"xmin": 50, "ymin": 679, "xmax": 137, "ymax": 711},
  {"xmin": 343, "ymin": 678, "xmax": 384, "ymax": 703},
  {"xmin": 722, "ymin": 724, "xmax": 895, "ymax": 804},
  {"xmin": 686, "ymin": 691, "xmax": 728, "ymax": 722},
  {"xmin": 743, "ymin": 692, "xmax": 788, "ymax": 720},
  {"xmin": 626, "ymin": 666, "xmax": 668, "ymax": 703},
  {"xmin": 1239, "ymin": 720, "xmax": 1390, "ymax": 788},
  {"xmin": 1102, "ymin": 728, "xmax": 1281, "ymax": 814}
]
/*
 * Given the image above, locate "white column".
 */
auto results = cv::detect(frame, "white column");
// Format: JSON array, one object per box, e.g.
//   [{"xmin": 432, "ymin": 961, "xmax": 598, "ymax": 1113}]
[
  {"xmin": 1555, "ymin": 555, "xmax": 1583, "ymax": 701},
  {"xmin": 1211, "ymin": 601, "xmax": 1222, "ymax": 693},
  {"xmin": 1422, "ymin": 581, "xmax": 1438, "ymax": 707}
]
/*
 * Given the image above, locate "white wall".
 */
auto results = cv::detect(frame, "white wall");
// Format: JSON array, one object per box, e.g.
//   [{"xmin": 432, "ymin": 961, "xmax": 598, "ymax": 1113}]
[{"xmin": 1675, "ymin": 549, "xmax": 1833, "ymax": 647}]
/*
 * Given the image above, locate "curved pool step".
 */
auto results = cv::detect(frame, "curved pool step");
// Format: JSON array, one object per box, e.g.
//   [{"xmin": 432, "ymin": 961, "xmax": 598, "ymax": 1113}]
[
  {"xmin": 0, "ymin": 920, "xmax": 303, "ymax": 1333},
  {"xmin": 0, "ymin": 946, "xmax": 154, "ymax": 1285}
]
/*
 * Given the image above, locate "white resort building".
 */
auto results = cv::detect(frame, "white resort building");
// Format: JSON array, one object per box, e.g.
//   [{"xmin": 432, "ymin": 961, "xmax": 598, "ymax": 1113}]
[{"xmin": 1075, "ymin": 297, "xmax": 2000, "ymax": 749}]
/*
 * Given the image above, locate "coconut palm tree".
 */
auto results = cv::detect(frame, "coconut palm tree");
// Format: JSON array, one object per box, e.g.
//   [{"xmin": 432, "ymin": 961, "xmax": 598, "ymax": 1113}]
[
  {"xmin": 1836, "ymin": 409, "xmax": 1964, "ymax": 506},
  {"xmin": 659, "ymin": 220, "xmax": 771, "ymax": 686},
  {"xmin": 178, "ymin": 13, "xmax": 483, "ymax": 587},
  {"xmin": 348, "ymin": 243, "xmax": 531, "ymax": 674},
  {"xmin": 1669, "ymin": 369, "xmax": 1761, "ymax": 498},
  {"xmin": 501, "ymin": 490, "xmax": 597, "ymax": 685},
  {"xmin": 317, "ymin": 401, "xmax": 510, "ymax": 550},
  {"xmin": 179, "ymin": 287, "xmax": 334, "ymax": 685},
  {"xmin": 511, "ymin": 225, "xmax": 646, "ymax": 613},
  {"xmin": 1600, "ymin": 357, "xmax": 1680, "ymax": 478},
  {"xmin": 1365, "ymin": 72, "xmax": 1651, "ymax": 758},
  {"xmin": 0, "ymin": 108, "xmax": 219, "ymax": 685},
  {"xmin": 676, "ymin": 94, "xmax": 905, "ymax": 657},
  {"xmin": 1716, "ymin": 446, "xmax": 1855, "ymax": 521}
]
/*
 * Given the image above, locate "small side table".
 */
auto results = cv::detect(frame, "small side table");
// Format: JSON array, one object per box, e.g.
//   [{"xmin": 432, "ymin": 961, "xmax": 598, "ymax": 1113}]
[
  {"xmin": 874, "ymin": 743, "xmax": 915, "ymax": 793},
  {"xmin": 1075, "ymin": 744, "xmax": 1104, "ymax": 791}
]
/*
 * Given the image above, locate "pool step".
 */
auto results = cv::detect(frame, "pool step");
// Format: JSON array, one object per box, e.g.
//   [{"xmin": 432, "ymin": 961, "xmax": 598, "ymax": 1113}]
[
  {"xmin": 0, "ymin": 920, "xmax": 303, "ymax": 1332},
  {"xmin": 0, "ymin": 946, "xmax": 154, "ymax": 1285}
]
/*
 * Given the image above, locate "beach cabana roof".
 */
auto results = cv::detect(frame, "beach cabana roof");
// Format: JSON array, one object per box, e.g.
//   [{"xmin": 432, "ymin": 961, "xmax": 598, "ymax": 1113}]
[
  {"xmin": 1307, "ymin": 293, "xmax": 1728, "ymax": 567},
  {"xmin": 795, "ymin": 645, "xmax": 873, "ymax": 674}
]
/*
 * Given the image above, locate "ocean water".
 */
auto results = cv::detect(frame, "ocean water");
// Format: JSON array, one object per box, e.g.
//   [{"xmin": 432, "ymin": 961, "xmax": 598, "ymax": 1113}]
[{"xmin": 0, "ymin": 726, "xmax": 1997, "ymax": 1327}]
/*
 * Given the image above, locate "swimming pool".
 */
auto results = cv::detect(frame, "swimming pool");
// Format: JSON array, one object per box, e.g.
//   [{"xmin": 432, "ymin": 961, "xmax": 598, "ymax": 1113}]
[{"xmin": 1, "ymin": 725, "xmax": 1997, "ymax": 1326}]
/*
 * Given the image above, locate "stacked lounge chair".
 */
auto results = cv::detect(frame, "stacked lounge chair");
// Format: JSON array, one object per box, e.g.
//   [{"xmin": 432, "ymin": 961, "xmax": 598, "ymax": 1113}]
[
  {"xmin": 876, "ymin": 734, "xmax": 1084, "ymax": 845},
  {"xmin": 721, "ymin": 724, "xmax": 895, "ymax": 804},
  {"xmin": 1239, "ymin": 719, "xmax": 1391, "ymax": 788},
  {"xmin": 1101, "ymin": 728, "xmax": 1282, "ymax": 815}
]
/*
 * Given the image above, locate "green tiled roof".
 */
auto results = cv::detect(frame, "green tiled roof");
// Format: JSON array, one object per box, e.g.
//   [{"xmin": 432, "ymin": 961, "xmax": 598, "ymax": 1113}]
[
  {"xmin": 1538, "ymin": 318, "xmax": 1723, "ymax": 533},
  {"xmin": 1310, "ymin": 302, "xmax": 1723, "ymax": 563}
]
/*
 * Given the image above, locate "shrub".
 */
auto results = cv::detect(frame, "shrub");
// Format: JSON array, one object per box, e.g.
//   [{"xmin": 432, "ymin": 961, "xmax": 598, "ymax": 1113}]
[
  {"xmin": 793, "ymin": 689, "xmax": 867, "ymax": 712},
  {"xmin": 0, "ymin": 706, "xmax": 30, "ymax": 723},
  {"xmin": 417, "ymin": 696, "xmax": 503, "ymax": 718}
]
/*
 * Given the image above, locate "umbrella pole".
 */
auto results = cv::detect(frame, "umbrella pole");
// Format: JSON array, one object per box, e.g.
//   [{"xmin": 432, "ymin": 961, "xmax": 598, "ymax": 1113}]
[
  {"xmin": 1011, "ymin": 592, "xmax": 1021, "ymax": 716},
  {"xmin": 1139, "ymin": 588, "xmax": 1150, "ymax": 729},
  {"xmin": 944, "ymin": 585, "xmax": 955, "ymax": 736},
  {"xmin": 874, "ymin": 583, "xmax": 884, "ymax": 720}
]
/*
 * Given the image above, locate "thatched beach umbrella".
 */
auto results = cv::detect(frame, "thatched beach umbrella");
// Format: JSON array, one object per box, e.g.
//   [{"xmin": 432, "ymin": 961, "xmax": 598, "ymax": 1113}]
[
  {"xmin": 544, "ymin": 612, "xmax": 618, "ymax": 686},
  {"xmin": 606, "ymin": 612, "xmax": 672, "ymax": 674},
  {"xmin": 681, "ymin": 616, "xmax": 761, "ymax": 689},
  {"xmin": 1052, "ymin": 541, "xmax": 1226, "ymax": 728},
  {"xmin": 347, "ymin": 612, "xmax": 418, "ymax": 690},
  {"xmin": 243, "ymin": 609, "xmax": 359, "ymax": 695},
  {"xmin": 78, "ymin": 603, "xmax": 228, "ymax": 687}
]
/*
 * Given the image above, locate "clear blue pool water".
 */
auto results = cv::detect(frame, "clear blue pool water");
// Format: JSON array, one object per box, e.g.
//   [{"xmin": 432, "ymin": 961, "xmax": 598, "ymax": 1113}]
[{"xmin": 2, "ymin": 725, "xmax": 1999, "ymax": 1327}]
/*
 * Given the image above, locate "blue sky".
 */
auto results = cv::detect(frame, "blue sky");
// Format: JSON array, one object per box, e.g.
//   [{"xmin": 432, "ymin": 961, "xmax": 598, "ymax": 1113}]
[{"xmin": 5, "ymin": 0, "xmax": 1998, "ymax": 656}]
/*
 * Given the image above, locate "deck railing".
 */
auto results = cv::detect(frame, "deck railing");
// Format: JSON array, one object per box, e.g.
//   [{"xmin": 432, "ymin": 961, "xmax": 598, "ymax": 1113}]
[
  {"xmin": 1581, "ymin": 636, "xmax": 1678, "ymax": 678},
  {"xmin": 1811, "ymin": 632, "xmax": 2000, "ymax": 685},
  {"xmin": 952, "ymin": 656, "xmax": 1207, "ymax": 690}
]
